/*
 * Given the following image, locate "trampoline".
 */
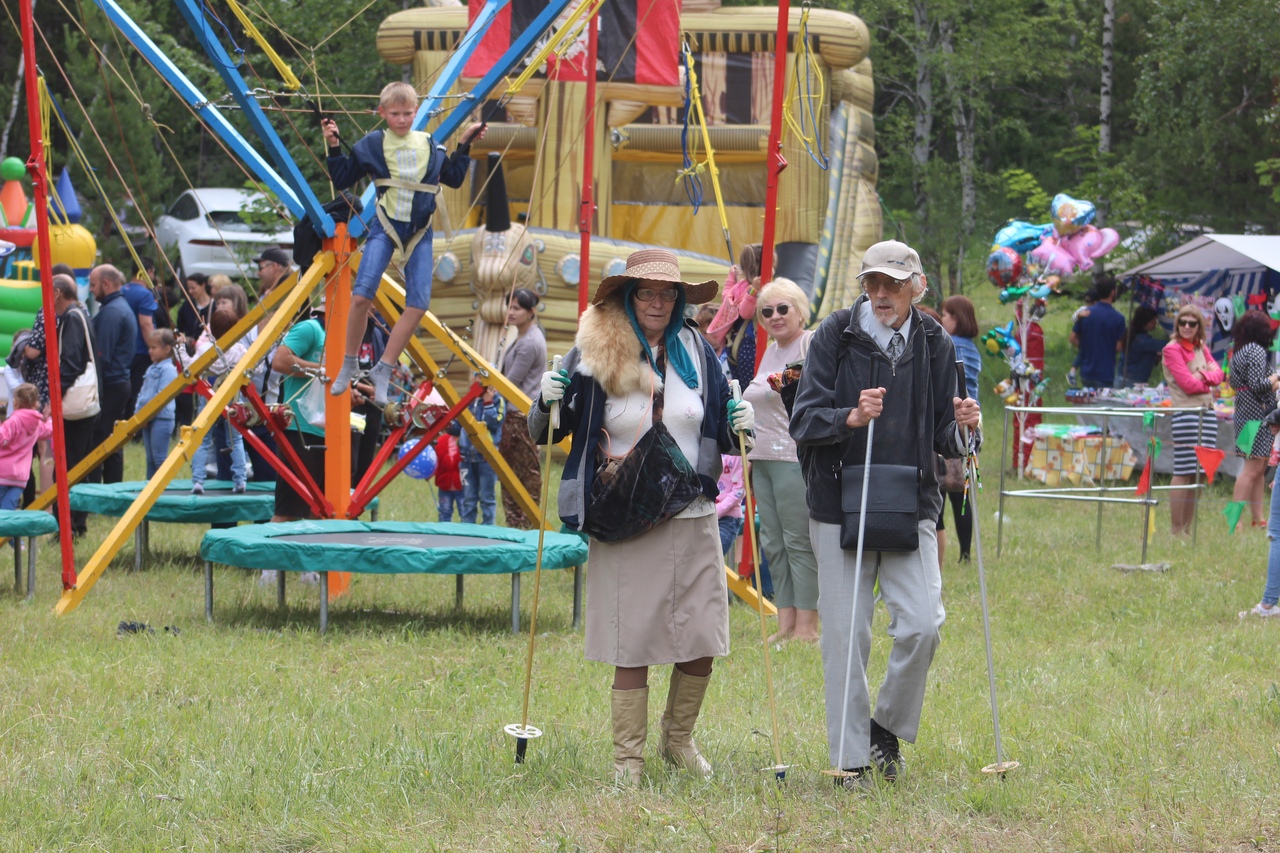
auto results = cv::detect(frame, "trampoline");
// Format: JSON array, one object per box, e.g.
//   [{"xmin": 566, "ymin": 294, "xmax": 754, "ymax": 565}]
[
  {"xmin": 0, "ymin": 509, "xmax": 59, "ymax": 599},
  {"xmin": 68, "ymin": 480, "xmax": 378, "ymax": 571},
  {"xmin": 200, "ymin": 520, "xmax": 589, "ymax": 632}
]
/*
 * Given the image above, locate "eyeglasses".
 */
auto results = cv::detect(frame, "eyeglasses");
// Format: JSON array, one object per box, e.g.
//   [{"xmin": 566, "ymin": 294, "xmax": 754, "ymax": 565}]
[
  {"xmin": 861, "ymin": 276, "xmax": 908, "ymax": 295},
  {"xmin": 635, "ymin": 287, "xmax": 679, "ymax": 303},
  {"xmin": 761, "ymin": 304, "xmax": 790, "ymax": 319},
  {"xmin": 1177, "ymin": 319, "xmax": 1200, "ymax": 328}
]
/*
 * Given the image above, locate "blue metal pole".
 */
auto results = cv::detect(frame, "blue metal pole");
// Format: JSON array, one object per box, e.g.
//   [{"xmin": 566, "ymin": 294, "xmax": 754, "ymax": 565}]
[
  {"xmin": 168, "ymin": 0, "xmax": 335, "ymax": 235},
  {"xmin": 89, "ymin": 0, "xmax": 312, "ymax": 223}
]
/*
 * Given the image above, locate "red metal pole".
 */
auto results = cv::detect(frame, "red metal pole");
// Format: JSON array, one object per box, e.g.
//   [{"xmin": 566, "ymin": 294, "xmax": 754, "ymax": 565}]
[
  {"xmin": 21, "ymin": 0, "xmax": 77, "ymax": 589},
  {"xmin": 577, "ymin": 6, "xmax": 600, "ymax": 318},
  {"xmin": 757, "ymin": 0, "xmax": 791, "ymax": 370},
  {"xmin": 739, "ymin": 0, "xmax": 792, "ymax": 582}
]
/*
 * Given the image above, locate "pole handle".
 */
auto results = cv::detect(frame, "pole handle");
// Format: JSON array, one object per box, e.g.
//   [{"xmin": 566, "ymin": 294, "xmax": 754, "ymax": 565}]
[
  {"xmin": 550, "ymin": 354, "xmax": 562, "ymax": 430},
  {"xmin": 730, "ymin": 378, "xmax": 742, "ymax": 403}
]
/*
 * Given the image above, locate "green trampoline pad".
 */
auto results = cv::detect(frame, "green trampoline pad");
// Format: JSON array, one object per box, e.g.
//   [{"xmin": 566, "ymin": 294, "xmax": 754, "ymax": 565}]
[
  {"xmin": 201, "ymin": 520, "xmax": 589, "ymax": 576},
  {"xmin": 69, "ymin": 481, "xmax": 378, "ymax": 524},
  {"xmin": 0, "ymin": 509, "xmax": 59, "ymax": 537}
]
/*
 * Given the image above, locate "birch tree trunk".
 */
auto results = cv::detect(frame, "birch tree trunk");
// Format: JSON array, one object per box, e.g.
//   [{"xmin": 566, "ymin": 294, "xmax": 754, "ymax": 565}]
[
  {"xmin": 940, "ymin": 20, "xmax": 975, "ymax": 294},
  {"xmin": 1097, "ymin": 0, "xmax": 1114, "ymax": 225},
  {"xmin": 911, "ymin": 1, "xmax": 934, "ymax": 228}
]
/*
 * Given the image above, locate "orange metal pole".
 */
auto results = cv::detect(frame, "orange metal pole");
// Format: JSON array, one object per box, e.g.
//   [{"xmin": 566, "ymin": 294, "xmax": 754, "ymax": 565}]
[{"xmin": 322, "ymin": 224, "xmax": 354, "ymax": 597}]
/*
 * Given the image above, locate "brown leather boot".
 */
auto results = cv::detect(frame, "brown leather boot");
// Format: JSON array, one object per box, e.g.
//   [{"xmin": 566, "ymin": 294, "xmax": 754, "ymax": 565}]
[
  {"xmin": 611, "ymin": 687, "xmax": 648, "ymax": 787},
  {"xmin": 657, "ymin": 668, "xmax": 713, "ymax": 778}
]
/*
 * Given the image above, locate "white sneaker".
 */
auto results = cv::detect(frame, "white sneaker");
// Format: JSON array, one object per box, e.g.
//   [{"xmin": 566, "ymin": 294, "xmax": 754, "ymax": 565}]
[
  {"xmin": 1250, "ymin": 602, "xmax": 1280, "ymax": 618},
  {"xmin": 299, "ymin": 572, "xmax": 320, "ymax": 585},
  {"xmin": 258, "ymin": 570, "xmax": 279, "ymax": 587}
]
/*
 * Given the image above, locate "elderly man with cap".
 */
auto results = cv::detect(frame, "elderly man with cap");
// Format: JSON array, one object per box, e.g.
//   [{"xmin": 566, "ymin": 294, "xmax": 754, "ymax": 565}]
[
  {"xmin": 790, "ymin": 240, "xmax": 981, "ymax": 789},
  {"xmin": 529, "ymin": 248, "xmax": 755, "ymax": 787}
]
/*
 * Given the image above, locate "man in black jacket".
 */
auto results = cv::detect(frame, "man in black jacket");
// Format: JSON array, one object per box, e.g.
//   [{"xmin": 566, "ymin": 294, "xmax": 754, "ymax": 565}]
[
  {"xmin": 790, "ymin": 240, "xmax": 980, "ymax": 788},
  {"xmin": 86, "ymin": 264, "xmax": 138, "ymax": 488}
]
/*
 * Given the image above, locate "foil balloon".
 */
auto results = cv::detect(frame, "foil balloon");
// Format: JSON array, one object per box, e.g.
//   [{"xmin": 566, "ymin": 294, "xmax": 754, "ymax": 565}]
[
  {"xmin": 1060, "ymin": 228, "xmax": 1098, "ymax": 272},
  {"xmin": 993, "ymin": 220, "xmax": 1050, "ymax": 255},
  {"xmin": 398, "ymin": 438, "xmax": 439, "ymax": 480},
  {"xmin": 1050, "ymin": 193, "xmax": 1096, "ymax": 236},
  {"xmin": 1090, "ymin": 227, "xmax": 1120, "ymax": 258},
  {"xmin": 1029, "ymin": 235, "xmax": 1077, "ymax": 276},
  {"xmin": 987, "ymin": 246, "xmax": 1023, "ymax": 288}
]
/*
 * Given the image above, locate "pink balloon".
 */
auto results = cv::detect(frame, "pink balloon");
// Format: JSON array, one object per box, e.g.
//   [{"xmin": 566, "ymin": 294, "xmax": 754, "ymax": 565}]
[
  {"xmin": 1061, "ymin": 228, "xmax": 1098, "ymax": 272},
  {"xmin": 1089, "ymin": 227, "xmax": 1120, "ymax": 259},
  {"xmin": 1030, "ymin": 236, "xmax": 1078, "ymax": 276}
]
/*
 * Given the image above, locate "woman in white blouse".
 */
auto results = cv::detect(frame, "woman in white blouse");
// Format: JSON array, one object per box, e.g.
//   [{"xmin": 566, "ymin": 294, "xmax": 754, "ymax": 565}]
[{"xmin": 742, "ymin": 278, "xmax": 819, "ymax": 642}]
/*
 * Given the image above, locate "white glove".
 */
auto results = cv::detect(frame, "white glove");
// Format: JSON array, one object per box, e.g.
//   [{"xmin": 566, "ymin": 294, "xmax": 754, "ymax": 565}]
[
  {"xmin": 727, "ymin": 398, "xmax": 755, "ymax": 433},
  {"xmin": 541, "ymin": 368, "xmax": 570, "ymax": 403}
]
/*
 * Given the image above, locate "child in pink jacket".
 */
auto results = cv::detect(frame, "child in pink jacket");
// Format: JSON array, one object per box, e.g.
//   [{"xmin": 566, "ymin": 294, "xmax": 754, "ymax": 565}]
[
  {"xmin": 0, "ymin": 383, "xmax": 52, "ymax": 510},
  {"xmin": 716, "ymin": 454, "xmax": 745, "ymax": 557}
]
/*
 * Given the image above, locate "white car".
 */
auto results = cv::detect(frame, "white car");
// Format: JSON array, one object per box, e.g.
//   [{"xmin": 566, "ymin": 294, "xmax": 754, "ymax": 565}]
[{"xmin": 154, "ymin": 188, "xmax": 293, "ymax": 281}]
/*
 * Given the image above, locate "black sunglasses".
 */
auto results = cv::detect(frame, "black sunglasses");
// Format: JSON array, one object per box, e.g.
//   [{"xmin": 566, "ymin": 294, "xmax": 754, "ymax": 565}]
[
  {"xmin": 1177, "ymin": 319, "xmax": 1200, "ymax": 328},
  {"xmin": 760, "ymin": 304, "xmax": 790, "ymax": 319}
]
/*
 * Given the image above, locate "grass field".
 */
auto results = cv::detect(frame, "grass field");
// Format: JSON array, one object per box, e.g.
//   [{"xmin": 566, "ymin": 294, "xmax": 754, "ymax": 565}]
[{"xmin": 4, "ymin": 290, "xmax": 1280, "ymax": 851}]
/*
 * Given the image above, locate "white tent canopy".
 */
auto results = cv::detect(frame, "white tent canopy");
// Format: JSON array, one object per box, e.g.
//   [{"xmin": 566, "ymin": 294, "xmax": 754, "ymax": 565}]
[{"xmin": 1123, "ymin": 234, "xmax": 1280, "ymax": 278}]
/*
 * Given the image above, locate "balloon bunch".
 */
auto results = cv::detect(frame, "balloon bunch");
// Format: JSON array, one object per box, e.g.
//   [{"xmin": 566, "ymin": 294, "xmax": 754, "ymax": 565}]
[{"xmin": 991, "ymin": 194, "xmax": 1120, "ymax": 281}]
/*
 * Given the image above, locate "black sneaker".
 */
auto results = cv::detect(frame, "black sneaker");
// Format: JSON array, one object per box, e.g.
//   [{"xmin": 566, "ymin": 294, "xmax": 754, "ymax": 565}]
[
  {"xmin": 833, "ymin": 767, "xmax": 872, "ymax": 791},
  {"xmin": 869, "ymin": 718, "xmax": 901, "ymax": 782}
]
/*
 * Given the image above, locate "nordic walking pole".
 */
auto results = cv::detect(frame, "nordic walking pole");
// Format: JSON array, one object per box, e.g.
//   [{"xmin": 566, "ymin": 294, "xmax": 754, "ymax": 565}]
[
  {"xmin": 505, "ymin": 354, "xmax": 561, "ymax": 764},
  {"xmin": 822, "ymin": 400, "xmax": 876, "ymax": 785},
  {"xmin": 955, "ymin": 360, "xmax": 1018, "ymax": 777},
  {"xmin": 730, "ymin": 380, "xmax": 788, "ymax": 782}
]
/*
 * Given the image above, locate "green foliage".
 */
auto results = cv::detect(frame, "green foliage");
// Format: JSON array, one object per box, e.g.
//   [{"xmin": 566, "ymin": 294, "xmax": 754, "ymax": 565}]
[
  {"xmin": 1258, "ymin": 159, "xmax": 1280, "ymax": 204},
  {"xmin": 999, "ymin": 168, "xmax": 1051, "ymax": 218}
]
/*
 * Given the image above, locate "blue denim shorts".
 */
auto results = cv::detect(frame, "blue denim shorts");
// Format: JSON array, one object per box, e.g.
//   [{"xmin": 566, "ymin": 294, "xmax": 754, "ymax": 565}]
[{"xmin": 352, "ymin": 214, "xmax": 434, "ymax": 309}]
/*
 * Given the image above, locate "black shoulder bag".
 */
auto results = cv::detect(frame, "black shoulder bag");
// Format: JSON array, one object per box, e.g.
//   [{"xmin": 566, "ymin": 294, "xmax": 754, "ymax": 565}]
[
  {"xmin": 838, "ymin": 336, "xmax": 921, "ymax": 553},
  {"xmin": 581, "ymin": 345, "xmax": 705, "ymax": 544}
]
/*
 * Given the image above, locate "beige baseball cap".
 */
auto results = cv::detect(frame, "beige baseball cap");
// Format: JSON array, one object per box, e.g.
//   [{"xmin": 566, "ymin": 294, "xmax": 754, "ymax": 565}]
[{"xmin": 856, "ymin": 240, "xmax": 923, "ymax": 281}]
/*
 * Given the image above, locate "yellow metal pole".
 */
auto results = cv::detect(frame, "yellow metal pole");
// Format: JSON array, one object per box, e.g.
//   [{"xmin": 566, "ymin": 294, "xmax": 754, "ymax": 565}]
[
  {"xmin": 23, "ymin": 270, "xmax": 302, "ymax": 514},
  {"xmin": 372, "ymin": 284, "xmax": 545, "ymax": 528},
  {"xmin": 54, "ymin": 256, "xmax": 333, "ymax": 617}
]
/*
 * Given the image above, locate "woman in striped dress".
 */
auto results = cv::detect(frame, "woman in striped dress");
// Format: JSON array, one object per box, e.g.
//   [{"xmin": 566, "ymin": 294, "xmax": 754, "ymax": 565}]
[
  {"xmin": 1229, "ymin": 310, "xmax": 1279, "ymax": 527},
  {"xmin": 1162, "ymin": 305, "xmax": 1223, "ymax": 534}
]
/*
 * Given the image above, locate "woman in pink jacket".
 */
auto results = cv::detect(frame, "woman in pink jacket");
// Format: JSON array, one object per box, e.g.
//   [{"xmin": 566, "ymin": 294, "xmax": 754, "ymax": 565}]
[
  {"xmin": 1162, "ymin": 305, "xmax": 1224, "ymax": 534},
  {"xmin": 0, "ymin": 384, "xmax": 53, "ymax": 510}
]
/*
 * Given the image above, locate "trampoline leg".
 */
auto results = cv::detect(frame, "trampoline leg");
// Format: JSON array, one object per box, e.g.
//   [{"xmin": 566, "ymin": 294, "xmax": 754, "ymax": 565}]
[
  {"xmin": 371, "ymin": 505, "xmax": 379, "ymax": 522},
  {"xmin": 133, "ymin": 527, "xmax": 141, "ymax": 573},
  {"xmin": 455, "ymin": 574, "xmax": 464, "ymax": 611},
  {"xmin": 13, "ymin": 538, "xmax": 19, "ymax": 595},
  {"xmin": 319, "ymin": 572, "xmax": 329, "ymax": 634},
  {"xmin": 141, "ymin": 520, "xmax": 149, "ymax": 570},
  {"xmin": 204, "ymin": 561, "xmax": 213, "ymax": 623},
  {"xmin": 572, "ymin": 564, "xmax": 583, "ymax": 631},
  {"xmin": 511, "ymin": 573, "xmax": 520, "ymax": 634},
  {"xmin": 277, "ymin": 570, "xmax": 286, "ymax": 610},
  {"xmin": 27, "ymin": 537, "xmax": 36, "ymax": 601}
]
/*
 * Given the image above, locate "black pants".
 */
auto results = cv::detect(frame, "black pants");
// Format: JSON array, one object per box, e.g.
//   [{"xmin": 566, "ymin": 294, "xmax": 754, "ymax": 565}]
[
  {"xmin": 246, "ymin": 424, "xmax": 278, "ymax": 483},
  {"xmin": 946, "ymin": 489, "xmax": 973, "ymax": 559},
  {"xmin": 175, "ymin": 391, "xmax": 194, "ymax": 431},
  {"xmin": 86, "ymin": 381, "xmax": 132, "ymax": 487},
  {"xmin": 64, "ymin": 412, "xmax": 100, "ymax": 535}
]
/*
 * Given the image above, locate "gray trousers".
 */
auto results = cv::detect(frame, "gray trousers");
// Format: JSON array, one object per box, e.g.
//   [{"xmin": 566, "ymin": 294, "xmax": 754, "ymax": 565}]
[{"xmin": 811, "ymin": 518, "xmax": 945, "ymax": 770}]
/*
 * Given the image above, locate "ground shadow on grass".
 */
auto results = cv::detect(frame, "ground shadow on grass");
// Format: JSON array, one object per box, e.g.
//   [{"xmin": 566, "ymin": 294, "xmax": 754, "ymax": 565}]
[{"xmin": 210, "ymin": 597, "xmax": 577, "ymax": 637}]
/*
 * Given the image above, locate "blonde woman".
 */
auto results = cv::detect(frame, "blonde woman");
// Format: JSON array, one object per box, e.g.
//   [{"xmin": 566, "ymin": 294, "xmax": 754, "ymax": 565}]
[
  {"xmin": 742, "ymin": 277, "xmax": 819, "ymax": 642},
  {"xmin": 1161, "ymin": 305, "xmax": 1223, "ymax": 534}
]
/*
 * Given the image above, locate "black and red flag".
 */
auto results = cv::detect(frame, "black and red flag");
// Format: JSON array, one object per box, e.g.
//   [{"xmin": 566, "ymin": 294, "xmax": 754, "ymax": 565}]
[{"xmin": 462, "ymin": 0, "xmax": 681, "ymax": 87}]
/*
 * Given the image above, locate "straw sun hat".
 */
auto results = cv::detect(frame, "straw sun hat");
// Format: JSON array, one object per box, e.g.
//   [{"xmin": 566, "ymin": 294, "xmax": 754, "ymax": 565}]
[{"xmin": 591, "ymin": 248, "xmax": 720, "ymax": 306}]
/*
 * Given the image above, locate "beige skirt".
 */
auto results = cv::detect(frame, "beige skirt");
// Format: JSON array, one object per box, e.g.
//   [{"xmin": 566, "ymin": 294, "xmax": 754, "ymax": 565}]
[{"xmin": 584, "ymin": 512, "xmax": 730, "ymax": 667}]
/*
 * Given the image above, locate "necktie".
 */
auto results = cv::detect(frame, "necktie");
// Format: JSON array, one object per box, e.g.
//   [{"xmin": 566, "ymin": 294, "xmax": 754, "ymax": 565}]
[{"xmin": 887, "ymin": 331, "xmax": 904, "ymax": 363}]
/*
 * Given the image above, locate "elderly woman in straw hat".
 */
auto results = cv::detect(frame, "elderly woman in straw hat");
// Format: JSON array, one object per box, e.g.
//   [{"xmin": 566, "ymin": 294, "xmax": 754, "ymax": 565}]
[{"xmin": 528, "ymin": 248, "xmax": 755, "ymax": 786}]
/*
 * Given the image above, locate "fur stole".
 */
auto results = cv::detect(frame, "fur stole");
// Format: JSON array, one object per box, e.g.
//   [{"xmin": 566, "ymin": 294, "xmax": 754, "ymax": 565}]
[{"xmin": 575, "ymin": 298, "xmax": 662, "ymax": 398}]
